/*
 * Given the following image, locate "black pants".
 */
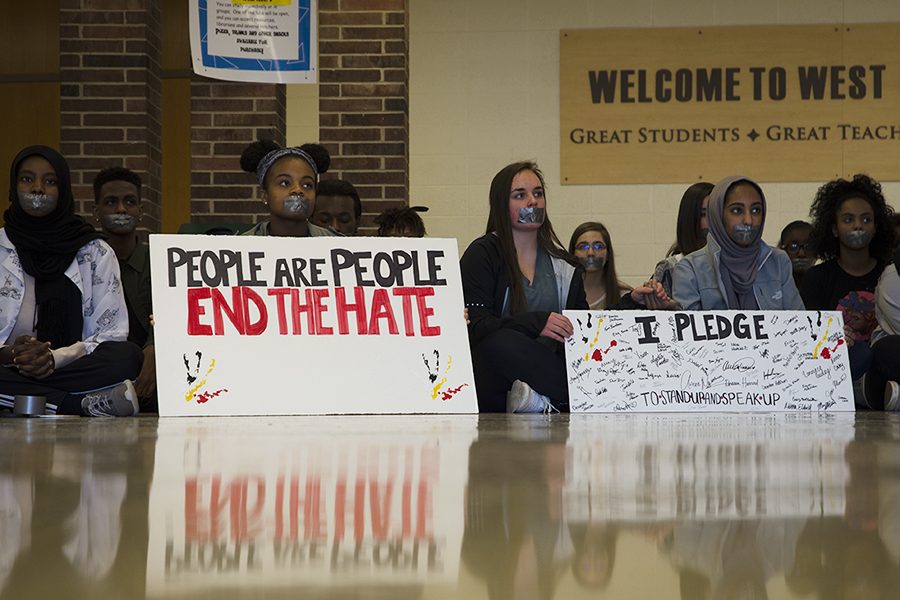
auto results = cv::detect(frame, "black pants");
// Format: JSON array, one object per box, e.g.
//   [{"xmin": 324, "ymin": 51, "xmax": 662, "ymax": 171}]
[
  {"xmin": 0, "ymin": 341, "xmax": 143, "ymax": 415},
  {"xmin": 472, "ymin": 329, "xmax": 569, "ymax": 413},
  {"xmin": 863, "ymin": 335, "xmax": 900, "ymax": 410}
]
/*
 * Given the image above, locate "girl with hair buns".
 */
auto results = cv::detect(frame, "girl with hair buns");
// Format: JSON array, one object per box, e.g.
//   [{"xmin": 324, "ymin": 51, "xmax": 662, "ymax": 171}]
[
  {"xmin": 0, "ymin": 146, "xmax": 142, "ymax": 416},
  {"xmin": 239, "ymin": 140, "xmax": 337, "ymax": 237},
  {"xmin": 673, "ymin": 175, "xmax": 804, "ymax": 311}
]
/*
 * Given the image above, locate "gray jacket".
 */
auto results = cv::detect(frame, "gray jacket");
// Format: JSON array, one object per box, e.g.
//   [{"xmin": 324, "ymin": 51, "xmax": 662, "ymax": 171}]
[{"xmin": 673, "ymin": 237, "xmax": 804, "ymax": 311}]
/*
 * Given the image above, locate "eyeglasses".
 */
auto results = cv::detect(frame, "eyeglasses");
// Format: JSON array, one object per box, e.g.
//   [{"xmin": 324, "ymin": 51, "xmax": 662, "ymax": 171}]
[
  {"xmin": 575, "ymin": 241, "xmax": 607, "ymax": 251},
  {"xmin": 782, "ymin": 242, "xmax": 811, "ymax": 252}
]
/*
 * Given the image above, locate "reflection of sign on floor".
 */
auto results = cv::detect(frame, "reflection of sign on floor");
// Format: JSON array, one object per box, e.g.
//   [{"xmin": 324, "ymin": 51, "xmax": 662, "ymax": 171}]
[
  {"xmin": 147, "ymin": 417, "xmax": 474, "ymax": 594},
  {"xmin": 564, "ymin": 310, "xmax": 854, "ymax": 413},
  {"xmin": 564, "ymin": 414, "xmax": 851, "ymax": 521},
  {"xmin": 560, "ymin": 25, "xmax": 900, "ymax": 183}
]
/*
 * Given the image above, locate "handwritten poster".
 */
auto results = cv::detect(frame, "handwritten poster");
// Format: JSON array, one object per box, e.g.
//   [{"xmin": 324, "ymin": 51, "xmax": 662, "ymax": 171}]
[
  {"xmin": 189, "ymin": 0, "xmax": 316, "ymax": 83},
  {"xmin": 149, "ymin": 235, "xmax": 477, "ymax": 416},
  {"xmin": 563, "ymin": 310, "xmax": 854, "ymax": 413},
  {"xmin": 146, "ymin": 416, "xmax": 475, "ymax": 594}
]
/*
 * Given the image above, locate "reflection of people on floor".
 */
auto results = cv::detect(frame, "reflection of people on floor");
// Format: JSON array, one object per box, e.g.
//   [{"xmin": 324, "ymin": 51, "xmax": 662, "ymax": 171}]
[
  {"xmin": 662, "ymin": 519, "xmax": 807, "ymax": 600},
  {"xmin": 462, "ymin": 419, "xmax": 576, "ymax": 599},
  {"xmin": 568, "ymin": 522, "xmax": 617, "ymax": 590},
  {"xmin": 0, "ymin": 475, "xmax": 33, "ymax": 594},
  {"xmin": 0, "ymin": 421, "xmax": 153, "ymax": 599}
]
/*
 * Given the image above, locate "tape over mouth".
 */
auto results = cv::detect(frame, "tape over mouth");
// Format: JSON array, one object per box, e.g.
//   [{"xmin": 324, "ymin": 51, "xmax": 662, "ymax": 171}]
[{"xmin": 517, "ymin": 207, "xmax": 545, "ymax": 224}]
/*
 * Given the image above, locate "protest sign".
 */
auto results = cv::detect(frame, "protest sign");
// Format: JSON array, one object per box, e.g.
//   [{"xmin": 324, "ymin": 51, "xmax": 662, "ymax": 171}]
[
  {"xmin": 149, "ymin": 235, "xmax": 477, "ymax": 416},
  {"xmin": 563, "ymin": 310, "xmax": 854, "ymax": 413}
]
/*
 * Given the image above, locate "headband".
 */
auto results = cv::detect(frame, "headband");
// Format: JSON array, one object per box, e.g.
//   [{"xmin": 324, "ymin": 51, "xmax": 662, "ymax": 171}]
[{"xmin": 256, "ymin": 147, "xmax": 318, "ymax": 186}]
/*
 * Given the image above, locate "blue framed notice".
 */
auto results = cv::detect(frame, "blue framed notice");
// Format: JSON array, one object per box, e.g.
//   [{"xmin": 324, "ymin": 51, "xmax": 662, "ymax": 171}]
[{"xmin": 190, "ymin": 0, "xmax": 317, "ymax": 83}]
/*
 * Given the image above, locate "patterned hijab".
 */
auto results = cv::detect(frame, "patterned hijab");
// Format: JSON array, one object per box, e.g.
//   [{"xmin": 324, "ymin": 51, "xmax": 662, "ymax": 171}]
[
  {"xmin": 707, "ymin": 175, "xmax": 766, "ymax": 310},
  {"xmin": 5, "ymin": 146, "xmax": 101, "ymax": 348}
]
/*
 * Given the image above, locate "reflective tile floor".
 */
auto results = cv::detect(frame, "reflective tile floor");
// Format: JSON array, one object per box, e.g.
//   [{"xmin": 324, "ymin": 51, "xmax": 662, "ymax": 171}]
[{"xmin": 0, "ymin": 412, "xmax": 898, "ymax": 599}]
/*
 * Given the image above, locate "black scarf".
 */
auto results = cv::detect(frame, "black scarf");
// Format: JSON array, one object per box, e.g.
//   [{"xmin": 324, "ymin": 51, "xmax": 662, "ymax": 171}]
[{"xmin": 4, "ymin": 146, "xmax": 101, "ymax": 349}]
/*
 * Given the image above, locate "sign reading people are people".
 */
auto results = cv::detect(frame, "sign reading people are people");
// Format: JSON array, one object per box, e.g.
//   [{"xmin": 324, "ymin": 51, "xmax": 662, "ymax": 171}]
[
  {"xmin": 149, "ymin": 235, "xmax": 477, "ymax": 416},
  {"xmin": 563, "ymin": 310, "xmax": 854, "ymax": 413},
  {"xmin": 560, "ymin": 25, "xmax": 900, "ymax": 183}
]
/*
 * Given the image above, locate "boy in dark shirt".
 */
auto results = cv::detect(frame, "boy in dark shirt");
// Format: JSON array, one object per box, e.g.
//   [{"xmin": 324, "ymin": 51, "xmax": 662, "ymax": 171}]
[{"xmin": 93, "ymin": 167, "xmax": 156, "ymax": 410}]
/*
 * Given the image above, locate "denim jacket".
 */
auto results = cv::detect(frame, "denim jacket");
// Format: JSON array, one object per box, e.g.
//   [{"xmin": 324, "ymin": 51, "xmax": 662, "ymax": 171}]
[{"xmin": 672, "ymin": 236, "xmax": 805, "ymax": 311}]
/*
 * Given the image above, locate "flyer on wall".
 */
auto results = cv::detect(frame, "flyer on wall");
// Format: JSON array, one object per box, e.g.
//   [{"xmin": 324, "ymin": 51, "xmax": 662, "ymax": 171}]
[{"xmin": 189, "ymin": 0, "xmax": 317, "ymax": 83}]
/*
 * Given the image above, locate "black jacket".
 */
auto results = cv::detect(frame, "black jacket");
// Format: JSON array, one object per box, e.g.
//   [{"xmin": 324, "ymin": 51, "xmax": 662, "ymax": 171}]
[{"xmin": 460, "ymin": 234, "xmax": 588, "ymax": 347}]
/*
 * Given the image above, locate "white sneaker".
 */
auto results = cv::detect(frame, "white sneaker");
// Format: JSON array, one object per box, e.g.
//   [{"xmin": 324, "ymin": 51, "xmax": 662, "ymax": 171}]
[
  {"xmin": 81, "ymin": 380, "xmax": 139, "ymax": 417},
  {"xmin": 507, "ymin": 380, "xmax": 558, "ymax": 414},
  {"xmin": 885, "ymin": 381, "xmax": 900, "ymax": 412}
]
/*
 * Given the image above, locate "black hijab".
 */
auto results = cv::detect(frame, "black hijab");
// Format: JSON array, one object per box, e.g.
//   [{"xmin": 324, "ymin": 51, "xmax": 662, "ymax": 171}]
[{"xmin": 4, "ymin": 146, "xmax": 101, "ymax": 348}]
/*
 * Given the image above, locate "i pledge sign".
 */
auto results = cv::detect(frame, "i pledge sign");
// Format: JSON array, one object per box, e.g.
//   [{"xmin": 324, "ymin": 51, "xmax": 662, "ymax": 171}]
[
  {"xmin": 563, "ymin": 310, "xmax": 854, "ymax": 413},
  {"xmin": 560, "ymin": 25, "xmax": 900, "ymax": 183},
  {"xmin": 150, "ymin": 235, "xmax": 477, "ymax": 416}
]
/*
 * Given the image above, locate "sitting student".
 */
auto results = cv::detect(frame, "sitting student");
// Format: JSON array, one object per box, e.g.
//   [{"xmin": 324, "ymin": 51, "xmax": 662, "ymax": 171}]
[
  {"xmin": 0, "ymin": 146, "xmax": 142, "ymax": 416},
  {"xmin": 800, "ymin": 175, "xmax": 895, "ymax": 381},
  {"xmin": 460, "ymin": 161, "xmax": 588, "ymax": 414},
  {"xmin": 865, "ymin": 248, "xmax": 900, "ymax": 410},
  {"xmin": 310, "ymin": 178, "xmax": 361, "ymax": 235},
  {"xmin": 375, "ymin": 205, "xmax": 428, "ymax": 237},
  {"xmin": 239, "ymin": 140, "xmax": 336, "ymax": 237},
  {"xmin": 778, "ymin": 220, "xmax": 814, "ymax": 288},
  {"xmin": 652, "ymin": 181, "xmax": 714, "ymax": 296},
  {"xmin": 92, "ymin": 167, "xmax": 156, "ymax": 411},
  {"xmin": 568, "ymin": 222, "xmax": 632, "ymax": 309},
  {"xmin": 673, "ymin": 175, "xmax": 804, "ymax": 311}
]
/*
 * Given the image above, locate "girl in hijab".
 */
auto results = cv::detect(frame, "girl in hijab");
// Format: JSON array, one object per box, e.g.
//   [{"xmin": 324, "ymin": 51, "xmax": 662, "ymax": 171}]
[
  {"xmin": 460, "ymin": 161, "xmax": 588, "ymax": 413},
  {"xmin": 673, "ymin": 175, "xmax": 804, "ymax": 311},
  {"xmin": 0, "ymin": 146, "xmax": 142, "ymax": 416},
  {"xmin": 239, "ymin": 140, "xmax": 336, "ymax": 237}
]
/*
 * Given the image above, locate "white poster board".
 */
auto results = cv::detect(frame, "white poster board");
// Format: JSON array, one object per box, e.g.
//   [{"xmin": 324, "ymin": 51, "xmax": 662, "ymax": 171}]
[
  {"xmin": 189, "ymin": 0, "xmax": 317, "ymax": 83},
  {"xmin": 146, "ymin": 416, "xmax": 475, "ymax": 595},
  {"xmin": 563, "ymin": 310, "xmax": 854, "ymax": 413},
  {"xmin": 149, "ymin": 235, "xmax": 477, "ymax": 415}
]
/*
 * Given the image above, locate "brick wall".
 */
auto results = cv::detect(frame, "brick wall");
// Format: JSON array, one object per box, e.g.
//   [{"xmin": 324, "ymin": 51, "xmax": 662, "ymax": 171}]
[
  {"xmin": 319, "ymin": 0, "xmax": 409, "ymax": 234},
  {"xmin": 189, "ymin": 81, "xmax": 286, "ymax": 225},
  {"xmin": 59, "ymin": 0, "xmax": 162, "ymax": 232}
]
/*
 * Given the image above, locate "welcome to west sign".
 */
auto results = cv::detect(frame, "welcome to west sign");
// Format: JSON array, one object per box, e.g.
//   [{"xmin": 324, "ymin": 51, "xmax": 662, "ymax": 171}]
[{"xmin": 560, "ymin": 24, "xmax": 900, "ymax": 184}]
